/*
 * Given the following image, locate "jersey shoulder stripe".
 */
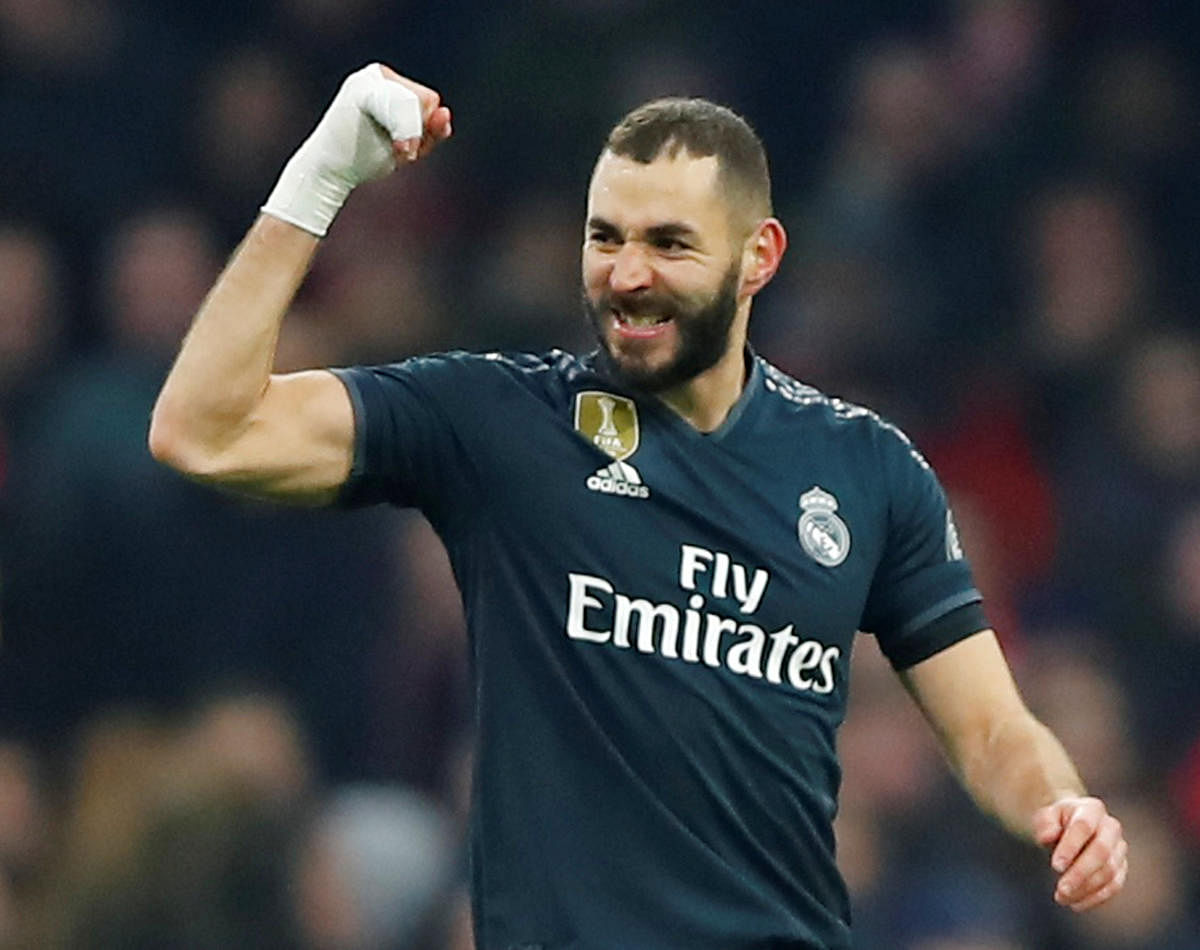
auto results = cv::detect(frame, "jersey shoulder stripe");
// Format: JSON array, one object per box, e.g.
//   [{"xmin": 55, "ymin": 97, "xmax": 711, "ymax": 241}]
[
  {"xmin": 476, "ymin": 348, "xmax": 575, "ymax": 373},
  {"xmin": 757, "ymin": 357, "xmax": 933, "ymax": 473}
]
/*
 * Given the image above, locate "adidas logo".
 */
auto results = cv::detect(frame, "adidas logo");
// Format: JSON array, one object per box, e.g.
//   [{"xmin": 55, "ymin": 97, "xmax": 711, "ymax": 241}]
[{"xmin": 586, "ymin": 459, "xmax": 650, "ymax": 499}]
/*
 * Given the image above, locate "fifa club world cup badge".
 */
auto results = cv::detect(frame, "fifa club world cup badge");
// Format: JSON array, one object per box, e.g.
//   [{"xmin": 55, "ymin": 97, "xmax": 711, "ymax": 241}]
[
  {"xmin": 798, "ymin": 486, "xmax": 851, "ymax": 567},
  {"xmin": 576, "ymin": 391, "xmax": 651, "ymax": 499},
  {"xmin": 575, "ymin": 391, "xmax": 640, "ymax": 460}
]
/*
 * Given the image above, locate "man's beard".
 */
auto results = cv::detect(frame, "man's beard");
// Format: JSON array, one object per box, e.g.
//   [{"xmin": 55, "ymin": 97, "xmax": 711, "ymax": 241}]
[{"xmin": 582, "ymin": 264, "xmax": 741, "ymax": 393}]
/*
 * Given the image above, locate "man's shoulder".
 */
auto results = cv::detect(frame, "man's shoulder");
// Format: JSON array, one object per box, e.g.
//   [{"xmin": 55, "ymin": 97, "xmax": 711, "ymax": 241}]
[
  {"xmin": 462, "ymin": 347, "xmax": 594, "ymax": 381},
  {"xmin": 755, "ymin": 356, "xmax": 933, "ymax": 472},
  {"xmin": 342, "ymin": 347, "xmax": 594, "ymax": 392},
  {"xmin": 757, "ymin": 358, "xmax": 889, "ymax": 432},
  {"xmin": 403, "ymin": 347, "xmax": 589, "ymax": 380}
]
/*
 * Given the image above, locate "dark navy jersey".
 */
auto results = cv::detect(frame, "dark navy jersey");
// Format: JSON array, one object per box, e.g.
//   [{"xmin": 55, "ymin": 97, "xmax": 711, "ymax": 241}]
[{"xmin": 332, "ymin": 349, "xmax": 986, "ymax": 950}]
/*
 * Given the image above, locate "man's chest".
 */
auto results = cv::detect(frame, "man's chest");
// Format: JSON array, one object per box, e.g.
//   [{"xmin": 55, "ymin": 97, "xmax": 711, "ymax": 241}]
[{"xmin": 479, "ymin": 385, "xmax": 889, "ymax": 661}]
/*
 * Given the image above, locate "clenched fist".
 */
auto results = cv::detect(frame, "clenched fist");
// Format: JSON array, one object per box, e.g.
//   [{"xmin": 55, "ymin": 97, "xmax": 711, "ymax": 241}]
[{"xmin": 262, "ymin": 63, "xmax": 453, "ymax": 237}]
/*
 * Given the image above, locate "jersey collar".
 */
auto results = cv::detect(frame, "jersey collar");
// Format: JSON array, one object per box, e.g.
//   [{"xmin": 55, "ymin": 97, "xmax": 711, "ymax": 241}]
[{"xmin": 588, "ymin": 345, "xmax": 763, "ymax": 444}]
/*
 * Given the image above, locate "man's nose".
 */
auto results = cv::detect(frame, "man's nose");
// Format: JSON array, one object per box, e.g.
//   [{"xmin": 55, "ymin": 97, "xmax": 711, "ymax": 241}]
[{"xmin": 610, "ymin": 243, "xmax": 653, "ymax": 292}]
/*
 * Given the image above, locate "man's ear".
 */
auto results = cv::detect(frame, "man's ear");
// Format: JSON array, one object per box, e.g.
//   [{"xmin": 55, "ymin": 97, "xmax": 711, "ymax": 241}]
[{"xmin": 740, "ymin": 218, "xmax": 787, "ymax": 297}]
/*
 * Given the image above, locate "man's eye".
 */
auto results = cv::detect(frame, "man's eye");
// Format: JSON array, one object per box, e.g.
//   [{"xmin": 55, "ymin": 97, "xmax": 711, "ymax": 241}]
[
  {"xmin": 589, "ymin": 232, "xmax": 618, "ymax": 245},
  {"xmin": 655, "ymin": 238, "xmax": 687, "ymax": 252}
]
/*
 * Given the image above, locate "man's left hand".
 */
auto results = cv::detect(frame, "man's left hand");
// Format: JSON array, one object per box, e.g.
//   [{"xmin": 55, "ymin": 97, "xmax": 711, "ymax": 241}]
[{"xmin": 1032, "ymin": 796, "xmax": 1128, "ymax": 912}]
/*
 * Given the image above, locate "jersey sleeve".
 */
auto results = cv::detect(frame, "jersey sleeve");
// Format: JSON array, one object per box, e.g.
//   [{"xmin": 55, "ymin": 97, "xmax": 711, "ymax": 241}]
[
  {"xmin": 860, "ymin": 425, "xmax": 987, "ymax": 670},
  {"xmin": 329, "ymin": 354, "xmax": 484, "ymax": 523}
]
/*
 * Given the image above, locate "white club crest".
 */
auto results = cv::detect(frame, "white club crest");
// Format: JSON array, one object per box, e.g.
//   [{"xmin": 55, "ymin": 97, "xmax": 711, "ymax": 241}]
[{"xmin": 798, "ymin": 486, "xmax": 851, "ymax": 568}]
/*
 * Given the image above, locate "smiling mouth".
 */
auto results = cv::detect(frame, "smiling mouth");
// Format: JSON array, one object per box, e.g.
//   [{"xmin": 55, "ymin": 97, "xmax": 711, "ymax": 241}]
[{"xmin": 612, "ymin": 308, "xmax": 672, "ymax": 338}]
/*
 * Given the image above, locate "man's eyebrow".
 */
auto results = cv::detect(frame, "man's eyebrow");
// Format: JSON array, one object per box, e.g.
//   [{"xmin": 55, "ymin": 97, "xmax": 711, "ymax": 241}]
[
  {"xmin": 586, "ymin": 218, "xmax": 701, "ymax": 241},
  {"xmin": 644, "ymin": 222, "xmax": 700, "ymax": 243}
]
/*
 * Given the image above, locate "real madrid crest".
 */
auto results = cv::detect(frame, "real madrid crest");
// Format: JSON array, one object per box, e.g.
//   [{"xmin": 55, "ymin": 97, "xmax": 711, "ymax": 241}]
[
  {"xmin": 574, "ymin": 391, "xmax": 640, "ymax": 460},
  {"xmin": 798, "ymin": 486, "xmax": 851, "ymax": 567}
]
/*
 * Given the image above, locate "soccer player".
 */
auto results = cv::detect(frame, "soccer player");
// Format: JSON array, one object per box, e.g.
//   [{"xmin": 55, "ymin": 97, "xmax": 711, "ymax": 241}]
[{"xmin": 149, "ymin": 64, "xmax": 1128, "ymax": 948}]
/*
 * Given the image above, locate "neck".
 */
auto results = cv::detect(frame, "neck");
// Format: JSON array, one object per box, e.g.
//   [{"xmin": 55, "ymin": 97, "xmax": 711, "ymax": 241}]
[{"xmin": 657, "ymin": 318, "xmax": 751, "ymax": 433}]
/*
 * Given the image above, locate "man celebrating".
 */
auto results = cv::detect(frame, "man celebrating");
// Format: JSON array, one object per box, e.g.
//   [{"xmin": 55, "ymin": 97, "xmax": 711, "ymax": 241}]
[{"xmin": 150, "ymin": 64, "xmax": 1127, "ymax": 948}]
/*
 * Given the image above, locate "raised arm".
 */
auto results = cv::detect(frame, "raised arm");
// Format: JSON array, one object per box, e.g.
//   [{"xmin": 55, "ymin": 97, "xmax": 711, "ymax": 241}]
[
  {"xmin": 900, "ymin": 630, "xmax": 1128, "ymax": 912},
  {"xmin": 148, "ymin": 64, "xmax": 452, "ymax": 505}
]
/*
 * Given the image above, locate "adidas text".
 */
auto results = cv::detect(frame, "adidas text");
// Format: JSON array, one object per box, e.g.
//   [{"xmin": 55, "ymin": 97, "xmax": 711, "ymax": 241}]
[
  {"xmin": 586, "ymin": 460, "xmax": 651, "ymax": 499},
  {"xmin": 586, "ymin": 473, "xmax": 650, "ymax": 498}
]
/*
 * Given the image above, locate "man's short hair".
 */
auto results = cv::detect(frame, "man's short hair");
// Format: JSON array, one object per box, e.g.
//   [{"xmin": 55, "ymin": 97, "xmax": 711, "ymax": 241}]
[{"xmin": 603, "ymin": 98, "xmax": 772, "ymax": 226}]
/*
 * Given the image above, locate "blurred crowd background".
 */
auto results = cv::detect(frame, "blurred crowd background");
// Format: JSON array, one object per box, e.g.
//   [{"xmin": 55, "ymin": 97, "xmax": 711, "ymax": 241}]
[{"xmin": 0, "ymin": 0, "xmax": 1198, "ymax": 947}]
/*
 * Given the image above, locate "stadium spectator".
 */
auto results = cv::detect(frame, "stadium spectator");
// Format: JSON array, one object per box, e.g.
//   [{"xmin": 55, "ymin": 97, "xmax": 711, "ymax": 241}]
[{"xmin": 0, "ymin": 207, "xmax": 401, "ymax": 780}]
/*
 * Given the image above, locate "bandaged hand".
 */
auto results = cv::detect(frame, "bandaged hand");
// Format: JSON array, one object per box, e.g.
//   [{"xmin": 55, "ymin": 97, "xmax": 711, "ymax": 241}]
[{"xmin": 262, "ymin": 63, "xmax": 451, "ymax": 237}]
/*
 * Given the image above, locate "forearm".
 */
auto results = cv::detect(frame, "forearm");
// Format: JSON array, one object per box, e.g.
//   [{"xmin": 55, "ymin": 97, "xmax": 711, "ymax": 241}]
[
  {"xmin": 963, "ymin": 710, "xmax": 1127, "ymax": 912},
  {"xmin": 901, "ymin": 632, "xmax": 1087, "ymax": 841},
  {"xmin": 149, "ymin": 215, "xmax": 318, "ymax": 467},
  {"xmin": 956, "ymin": 711, "xmax": 1086, "ymax": 840}
]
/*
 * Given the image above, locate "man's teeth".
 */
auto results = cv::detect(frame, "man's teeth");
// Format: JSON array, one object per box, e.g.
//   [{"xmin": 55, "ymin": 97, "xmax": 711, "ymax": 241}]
[{"xmin": 616, "ymin": 311, "xmax": 667, "ymax": 328}]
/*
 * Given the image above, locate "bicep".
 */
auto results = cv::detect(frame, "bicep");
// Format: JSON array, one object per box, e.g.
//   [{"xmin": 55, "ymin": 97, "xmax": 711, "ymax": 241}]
[
  {"xmin": 899, "ymin": 629, "xmax": 1030, "ymax": 766},
  {"xmin": 210, "ymin": 369, "xmax": 356, "ymax": 505}
]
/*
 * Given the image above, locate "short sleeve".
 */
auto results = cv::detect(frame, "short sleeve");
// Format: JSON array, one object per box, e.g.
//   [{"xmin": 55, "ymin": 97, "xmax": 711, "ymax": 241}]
[
  {"xmin": 330, "ymin": 355, "xmax": 482, "ymax": 521},
  {"xmin": 860, "ymin": 426, "xmax": 987, "ymax": 670}
]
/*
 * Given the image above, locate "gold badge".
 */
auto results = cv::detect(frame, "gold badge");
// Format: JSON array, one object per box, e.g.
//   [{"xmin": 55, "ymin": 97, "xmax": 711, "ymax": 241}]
[{"xmin": 574, "ymin": 391, "xmax": 640, "ymax": 461}]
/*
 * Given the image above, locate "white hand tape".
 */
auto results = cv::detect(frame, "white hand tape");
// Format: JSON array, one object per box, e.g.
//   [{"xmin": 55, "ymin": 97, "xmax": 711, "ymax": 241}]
[
  {"xmin": 261, "ymin": 63, "xmax": 425, "ymax": 237},
  {"xmin": 360, "ymin": 65, "xmax": 423, "ymax": 142}
]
